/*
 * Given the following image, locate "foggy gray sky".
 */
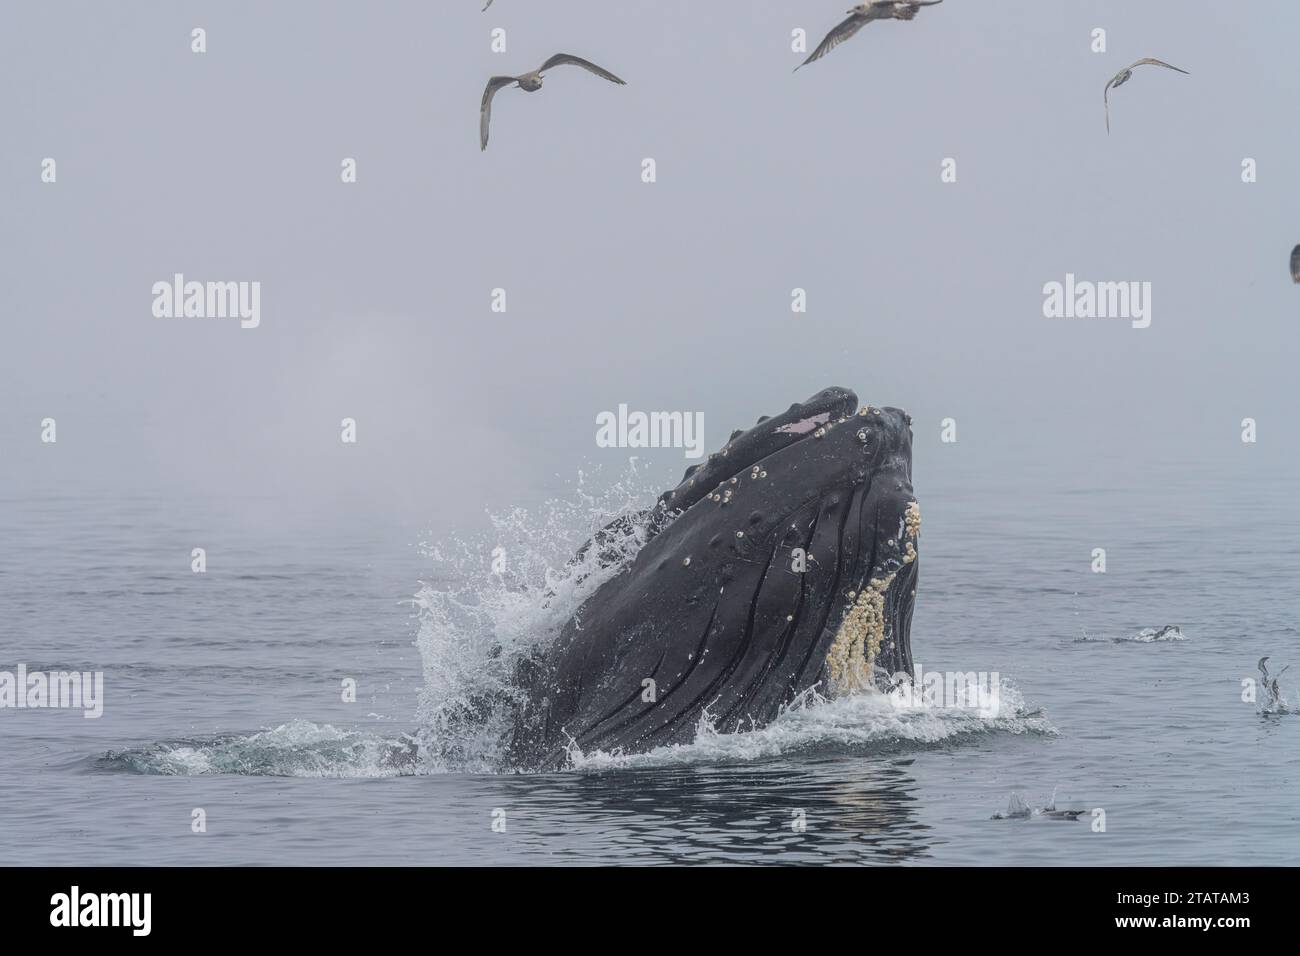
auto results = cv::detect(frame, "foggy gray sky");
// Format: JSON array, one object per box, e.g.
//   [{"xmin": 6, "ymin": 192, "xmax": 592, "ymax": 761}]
[{"xmin": 3, "ymin": 1, "xmax": 1298, "ymax": 538}]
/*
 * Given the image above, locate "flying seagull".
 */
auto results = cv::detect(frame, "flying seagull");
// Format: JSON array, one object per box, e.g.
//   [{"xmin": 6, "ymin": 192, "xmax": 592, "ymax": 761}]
[
  {"xmin": 796, "ymin": 1, "xmax": 944, "ymax": 71},
  {"xmin": 1104, "ymin": 58, "xmax": 1189, "ymax": 132},
  {"xmin": 1290, "ymin": 244, "xmax": 1300, "ymax": 284},
  {"xmin": 480, "ymin": 53, "xmax": 627, "ymax": 151}
]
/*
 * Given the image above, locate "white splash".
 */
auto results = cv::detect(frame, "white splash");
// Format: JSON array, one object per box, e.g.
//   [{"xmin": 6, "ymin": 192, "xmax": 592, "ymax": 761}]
[
  {"xmin": 565, "ymin": 680, "xmax": 1054, "ymax": 771},
  {"xmin": 100, "ymin": 719, "xmax": 419, "ymax": 777},
  {"xmin": 412, "ymin": 464, "xmax": 660, "ymax": 772},
  {"xmin": 1123, "ymin": 625, "xmax": 1186, "ymax": 643}
]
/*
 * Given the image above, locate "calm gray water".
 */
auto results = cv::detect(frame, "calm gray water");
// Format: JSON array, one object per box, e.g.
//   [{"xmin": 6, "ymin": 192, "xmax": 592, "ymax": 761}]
[{"xmin": 1, "ymin": 447, "xmax": 1295, "ymax": 866}]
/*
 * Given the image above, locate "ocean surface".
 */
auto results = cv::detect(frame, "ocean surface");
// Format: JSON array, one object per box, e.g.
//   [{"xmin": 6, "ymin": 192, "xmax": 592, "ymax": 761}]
[{"xmin": 1, "ymin": 450, "xmax": 1296, "ymax": 866}]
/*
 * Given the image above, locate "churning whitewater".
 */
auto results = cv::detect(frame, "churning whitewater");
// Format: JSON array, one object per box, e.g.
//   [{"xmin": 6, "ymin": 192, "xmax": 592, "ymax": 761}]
[{"xmin": 101, "ymin": 466, "xmax": 1053, "ymax": 778}]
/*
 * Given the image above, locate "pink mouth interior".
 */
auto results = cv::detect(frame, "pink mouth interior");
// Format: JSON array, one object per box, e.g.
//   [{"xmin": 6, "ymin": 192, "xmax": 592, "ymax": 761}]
[{"xmin": 774, "ymin": 412, "xmax": 832, "ymax": 436}]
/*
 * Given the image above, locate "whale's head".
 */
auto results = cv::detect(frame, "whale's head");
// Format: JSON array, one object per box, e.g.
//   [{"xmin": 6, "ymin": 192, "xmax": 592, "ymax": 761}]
[
  {"xmin": 510, "ymin": 387, "xmax": 919, "ymax": 768},
  {"xmin": 657, "ymin": 386, "xmax": 918, "ymax": 693}
]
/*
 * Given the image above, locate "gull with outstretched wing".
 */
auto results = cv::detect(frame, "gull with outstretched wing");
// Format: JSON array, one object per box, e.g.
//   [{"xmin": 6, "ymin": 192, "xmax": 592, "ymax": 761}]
[
  {"xmin": 481, "ymin": 53, "xmax": 627, "ymax": 150},
  {"xmin": 1104, "ymin": 58, "xmax": 1190, "ymax": 132},
  {"xmin": 796, "ymin": 1, "xmax": 944, "ymax": 71}
]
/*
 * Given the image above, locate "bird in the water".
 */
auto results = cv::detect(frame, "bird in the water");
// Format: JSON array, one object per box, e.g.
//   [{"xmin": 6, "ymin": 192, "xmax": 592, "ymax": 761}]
[
  {"xmin": 1290, "ymin": 244, "xmax": 1300, "ymax": 284},
  {"xmin": 483, "ymin": 0, "xmax": 494, "ymax": 9},
  {"xmin": 480, "ymin": 54, "xmax": 627, "ymax": 151},
  {"xmin": 1041, "ymin": 785, "xmax": 1088, "ymax": 821},
  {"xmin": 1103, "ymin": 58, "xmax": 1189, "ymax": 132},
  {"xmin": 990, "ymin": 792, "xmax": 1032, "ymax": 820},
  {"xmin": 991, "ymin": 787, "xmax": 1088, "ymax": 821},
  {"xmin": 796, "ymin": 1, "xmax": 944, "ymax": 71},
  {"xmin": 1258, "ymin": 657, "xmax": 1290, "ymax": 708}
]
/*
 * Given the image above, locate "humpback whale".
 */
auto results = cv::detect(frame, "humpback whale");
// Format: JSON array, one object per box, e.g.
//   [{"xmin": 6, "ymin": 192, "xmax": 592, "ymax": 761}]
[{"xmin": 506, "ymin": 387, "xmax": 919, "ymax": 770}]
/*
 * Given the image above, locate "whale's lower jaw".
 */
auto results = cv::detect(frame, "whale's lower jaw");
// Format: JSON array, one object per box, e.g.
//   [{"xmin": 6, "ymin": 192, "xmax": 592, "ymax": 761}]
[
  {"xmin": 509, "ymin": 509, "xmax": 920, "ymax": 771},
  {"xmin": 512, "ymin": 570, "xmax": 918, "ymax": 771}
]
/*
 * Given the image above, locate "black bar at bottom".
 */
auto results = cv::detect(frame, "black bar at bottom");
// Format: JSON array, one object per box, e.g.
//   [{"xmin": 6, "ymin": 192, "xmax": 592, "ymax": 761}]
[{"xmin": 0, "ymin": 866, "xmax": 1281, "ymax": 941}]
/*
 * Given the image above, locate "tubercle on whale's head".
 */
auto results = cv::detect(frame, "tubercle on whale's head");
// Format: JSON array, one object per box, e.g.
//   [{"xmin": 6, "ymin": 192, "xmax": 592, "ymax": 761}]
[
  {"xmin": 741, "ymin": 398, "xmax": 914, "ymax": 502},
  {"xmin": 850, "ymin": 404, "xmax": 913, "ymax": 483},
  {"xmin": 653, "ymin": 387, "xmax": 860, "ymax": 518},
  {"xmin": 655, "ymin": 390, "xmax": 916, "ymax": 538},
  {"xmin": 652, "ymin": 388, "xmax": 911, "ymax": 518}
]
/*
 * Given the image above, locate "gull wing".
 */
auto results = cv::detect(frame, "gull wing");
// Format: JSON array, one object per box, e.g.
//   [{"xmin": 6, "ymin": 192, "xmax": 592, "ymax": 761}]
[
  {"xmin": 480, "ymin": 75, "xmax": 517, "ymax": 150},
  {"xmin": 1129, "ymin": 57, "xmax": 1190, "ymax": 75},
  {"xmin": 796, "ymin": 13, "xmax": 874, "ymax": 71},
  {"xmin": 537, "ymin": 53, "xmax": 627, "ymax": 85}
]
